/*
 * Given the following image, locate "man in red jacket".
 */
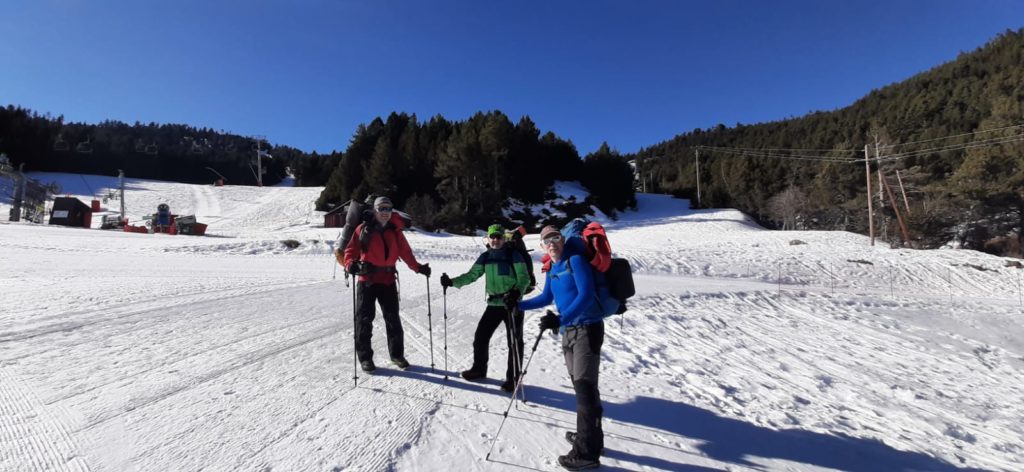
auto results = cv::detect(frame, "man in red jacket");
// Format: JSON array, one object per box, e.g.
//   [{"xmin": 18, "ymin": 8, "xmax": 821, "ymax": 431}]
[{"xmin": 343, "ymin": 196, "xmax": 431, "ymax": 372}]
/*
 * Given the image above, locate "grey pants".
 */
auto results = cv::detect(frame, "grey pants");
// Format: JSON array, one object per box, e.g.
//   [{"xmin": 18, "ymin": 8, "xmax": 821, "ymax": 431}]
[{"xmin": 563, "ymin": 322, "xmax": 604, "ymax": 459}]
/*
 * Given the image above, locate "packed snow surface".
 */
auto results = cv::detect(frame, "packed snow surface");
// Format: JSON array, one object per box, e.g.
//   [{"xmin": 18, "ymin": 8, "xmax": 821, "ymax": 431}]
[{"xmin": 1, "ymin": 173, "xmax": 1022, "ymax": 471}]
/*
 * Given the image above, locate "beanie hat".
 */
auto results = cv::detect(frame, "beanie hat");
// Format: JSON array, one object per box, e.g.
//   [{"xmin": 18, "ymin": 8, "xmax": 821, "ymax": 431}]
[
  {"xmin": 539, "ymin": 225, "xmax": 560, "ymax": 240},
  {"xmin": 487, "ymin": 224, "xmax": 504, "ymax": 238},
  {"xmin": 373, "ymin": 196, "xmax": 393, "ymax": 209}
]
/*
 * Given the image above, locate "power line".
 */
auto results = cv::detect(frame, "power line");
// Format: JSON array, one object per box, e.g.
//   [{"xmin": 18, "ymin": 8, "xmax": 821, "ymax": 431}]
[
  {"xmin": 701, "ymin": 145, "xmax": 860, "ymax": 154},
  {"xmin": 692, "ymin": 125, "xmax": 1022, "ymax": 165},
  {"xmin": 879, "ymin": 122, "xmax": 1024, "ymax": 150},
  {"xmin": 697, "ymin": 146, "xmax": 859, "ymax": 163},
  {"xmin": 876, "ymin": 134, "xmax": 1024, "ymax": 162}
]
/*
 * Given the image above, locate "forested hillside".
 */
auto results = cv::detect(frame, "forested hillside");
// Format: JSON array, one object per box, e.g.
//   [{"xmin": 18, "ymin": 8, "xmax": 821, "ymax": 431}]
[
  {"xmin": 632, "ymin": 28, "xmax": 1024, "ymax": 255},
  {"xmin": 0, "ymin": 107, "xmax": 636, "ymax": 233},
  {"xmin": 0, "ymin": 109, "xmax": 337, "ymax": 187},
  {"xmin": 315, "ymin": 111, "xmax": 635, "ymax": 232}
]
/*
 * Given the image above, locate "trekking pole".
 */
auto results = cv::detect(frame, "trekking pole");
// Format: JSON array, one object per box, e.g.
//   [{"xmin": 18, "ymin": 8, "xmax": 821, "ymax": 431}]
[
  {"xmin": 443, "ymin": 286, "xmax": 449, "ymax": 381},
  {"xmin": 426, "ymin": 275, "xmax": 435, "ymax": 373},
  {"xmin": 351, "ymin": 273, "xmax": 359, "ymax": 387},
  {"xmin": 504, "ymin": 301, "xmax": 526, "ymax": 405},
  {"xmin": 332, "ymin": 232, "xmax": 341, "ymax": 281},
  {"xmin": 485, "ymin": 326, "xmax": 549, "ymax": 462}
]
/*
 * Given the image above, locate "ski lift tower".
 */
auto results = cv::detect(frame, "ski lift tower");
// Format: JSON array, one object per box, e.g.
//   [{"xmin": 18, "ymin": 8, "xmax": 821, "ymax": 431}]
[
  {"xmin": 253, "ymin": 136, "xmax": 272, "ymax": 187},
  {"xmin": 118, "ymin": 169, "xmax": 125, "ymax": 221}
]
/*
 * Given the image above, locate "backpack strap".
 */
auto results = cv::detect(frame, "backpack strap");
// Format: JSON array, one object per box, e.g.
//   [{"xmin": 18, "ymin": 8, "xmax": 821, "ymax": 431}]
[{"xmin": 564, "ymin": 259, "xmax": 607, "ymax": 315}]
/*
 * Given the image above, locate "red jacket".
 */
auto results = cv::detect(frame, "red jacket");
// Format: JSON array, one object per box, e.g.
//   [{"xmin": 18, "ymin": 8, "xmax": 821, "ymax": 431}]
[{"xmin": 343, "ymin": 213, "xmax": 422, "ymax": 285}]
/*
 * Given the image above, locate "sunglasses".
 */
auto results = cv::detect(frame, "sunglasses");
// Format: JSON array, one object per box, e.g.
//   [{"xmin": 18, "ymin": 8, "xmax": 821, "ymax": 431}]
[
  {"xmin": 376, "ymin": 206, "xmax": 393, "ymax": 213},
  {"xmin": 488, "ymin": 234, "xmax": 504, "ymax": 240},
  {"xmin": 541, "ymin": 235, "xmax": 563, "ymax": 246}
]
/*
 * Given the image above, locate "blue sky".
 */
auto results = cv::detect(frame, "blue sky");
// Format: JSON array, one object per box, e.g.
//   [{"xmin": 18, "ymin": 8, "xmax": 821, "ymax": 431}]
[{"xmin": 2, "ymin": 1, "xmax": 1022, "ymax": 155}]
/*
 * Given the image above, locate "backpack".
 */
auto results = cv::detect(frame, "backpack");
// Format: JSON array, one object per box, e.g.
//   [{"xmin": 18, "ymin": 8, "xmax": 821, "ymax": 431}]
[
  {"xmin": 338, "ymin": 198, "xmax": 372, "ymax": 254},
  {"xmin": 509, "ymin": 225, "xmax": 537, "ymax": 290},
  {"xmin": 338, "ymin": 195, "xmax": 413, "ymax": 253},
  {"xmin": 541, "ymin": 218, "xmax": 635, "ymax": 315},
  {"xmin": 482, "ymin": 226, "xmax": 537, "ymax": 292}
]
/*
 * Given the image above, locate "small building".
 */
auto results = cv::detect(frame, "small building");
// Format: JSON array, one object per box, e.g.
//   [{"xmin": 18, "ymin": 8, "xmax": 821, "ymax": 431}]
[
  {"xmin": 324, "ymin": 204, "xmax": 347, "ymax": 228},
  {"xmin": 49, "ymin": 197, "xmax": 92, "ymax": 228}
]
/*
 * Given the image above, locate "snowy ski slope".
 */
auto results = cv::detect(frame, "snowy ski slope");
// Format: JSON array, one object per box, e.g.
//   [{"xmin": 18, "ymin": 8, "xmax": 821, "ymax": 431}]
[{"xmin": 1, "ymin": 173, "xmax": 1022, "ymax": 471}]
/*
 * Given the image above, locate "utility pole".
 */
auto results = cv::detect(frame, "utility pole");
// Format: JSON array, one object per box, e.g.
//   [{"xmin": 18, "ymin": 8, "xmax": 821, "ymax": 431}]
[
  {"xmin": 874, "ymin": 136, "xmax": 884, "ymax": 210},
  {"xmin": 118, "ymin": 169, "xmax": 125, "ymax": 221},
  {"xmin": 879, "ymin": 169, "xmax": 911, "ymax": 246},
  {"xmin": 864, "ymin": 145, "xmax": 874, "ymax": 246},
  {"xmin": 695, "ymin": 148, "xmax": 701, "ymax": 208},
  {"xmin": 256, "ymin": 137, "xmax": 264, "ymax": 187},
  {"xmin": 10, "ymin": 163, "xmax": 24, "ymax": 222},
  {"xmin": 895, "ymin": 169, "xmax": 910, "ymax": 214},
  {"xmin": 642, "ymin": 157, "xmax": 647, "ymax": 193}
]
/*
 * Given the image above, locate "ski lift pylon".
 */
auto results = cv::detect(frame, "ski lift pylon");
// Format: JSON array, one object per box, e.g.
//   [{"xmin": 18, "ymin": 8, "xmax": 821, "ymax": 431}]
[
  {"xmin": 76, "ymin": 137, "xmax": 93, "ymax": 154},
  {"xmin": 54, "ymin": 135, "xmax": 69, "ymax": 152}
]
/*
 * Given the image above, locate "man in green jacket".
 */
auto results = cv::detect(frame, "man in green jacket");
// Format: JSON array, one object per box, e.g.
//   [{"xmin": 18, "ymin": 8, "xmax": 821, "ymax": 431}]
[{"xmin": 440, "ymin": 224, "xmax": 531, "ymax": 392}]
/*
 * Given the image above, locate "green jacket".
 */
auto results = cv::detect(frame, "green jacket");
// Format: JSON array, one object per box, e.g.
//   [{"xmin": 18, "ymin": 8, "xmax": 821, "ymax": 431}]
[{"xmin": 451, "ymin": 246, "xmax": 531, "ymax": 306}]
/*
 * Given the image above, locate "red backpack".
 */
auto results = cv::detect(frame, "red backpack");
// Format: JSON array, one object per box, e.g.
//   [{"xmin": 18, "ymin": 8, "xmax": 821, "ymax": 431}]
[
  {"xmin": 541, "ymin": 220, "xmax": 612, "ymax": 273},
  {"xmin": 540, "ymin": 219, "xmax": 634, "ymax": 315}
]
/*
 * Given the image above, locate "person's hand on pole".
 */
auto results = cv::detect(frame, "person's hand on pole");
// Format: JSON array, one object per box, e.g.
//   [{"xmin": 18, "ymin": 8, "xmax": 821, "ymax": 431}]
[{"xmin": 538, "ymin": 310, "xmax": 560, "ymax": 332}]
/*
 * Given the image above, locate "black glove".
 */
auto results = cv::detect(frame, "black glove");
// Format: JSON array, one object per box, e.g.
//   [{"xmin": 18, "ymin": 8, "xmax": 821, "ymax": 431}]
[
  {"xmin": 538, "ymin": 310, "xmax": 560, "ymax": 332},
  {"xmin": 502, "ymin": 288, "xmax": 521, "ymax": 308},
  {"xmin": 419, "ymin": 263, "xmax": 432, "ymax": 278},
  {"xmin": 346, "ymin": 260, "xmax": 363, "ymax": 275},
  {"xmin": 440, "ymin": 273, "xmax": 453, "ymax": 288}
]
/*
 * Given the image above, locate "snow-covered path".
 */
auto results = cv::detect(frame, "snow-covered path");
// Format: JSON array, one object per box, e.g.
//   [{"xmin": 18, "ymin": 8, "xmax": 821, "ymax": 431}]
[{"xmin": 1, "ymin": 174, "xmax": 1022, "ymax": 471}]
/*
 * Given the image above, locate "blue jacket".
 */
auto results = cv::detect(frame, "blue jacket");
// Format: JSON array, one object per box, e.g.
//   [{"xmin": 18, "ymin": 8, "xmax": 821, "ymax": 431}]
[{"xmin": 519, "ymin": 238, "xmax": 612, "ymax": 327}]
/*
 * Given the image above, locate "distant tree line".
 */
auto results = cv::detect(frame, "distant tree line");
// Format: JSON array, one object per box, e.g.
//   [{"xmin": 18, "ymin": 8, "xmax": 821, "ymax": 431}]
[
  {"xmin": 0, "ymin": 106, "xmax": 328, "ymax": 187},
  {"xmin": 0, "ymin": 106, "xmax": 636, "ymax": 233},
  {"xmin": 315, "ymin": 111, "xmax": 636, "ymax": 233},
  {"xmin": 631, "ymin": 28, "xmax": 1024, "ymax": 256}
]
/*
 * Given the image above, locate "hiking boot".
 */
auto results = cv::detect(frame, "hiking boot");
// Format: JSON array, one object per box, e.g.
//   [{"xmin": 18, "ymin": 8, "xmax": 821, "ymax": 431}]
[
  {"xmin": 391, "ymin": 357, "xmax": 410, "ymax": 370},
  {"xmin": 564, "ymin": 432, "xmax": 604, "ymax": 456},
  {"xmin": 460, "ymin": 368, "xmax": 486, "ymax": 381},
  {"xmin": 500, "ymin": 378, "xmax": 517, "ymax": 393},
  {"xmin": 557, "ymin": 449, "xmax": 599, "ymax": 470},
  {"xmin": 360, "ymin": 360, "xmax": 376, "ymax": 372}
]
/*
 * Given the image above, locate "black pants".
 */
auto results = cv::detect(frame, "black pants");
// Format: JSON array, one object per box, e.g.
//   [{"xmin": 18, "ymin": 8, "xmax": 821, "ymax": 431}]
[
  {"xmin": 471, "ymin": 305, "xmax": 524, "ymax": 382},
  {"xmin": 355, "ymin": 282, "xmax": 403, "ymax": 363},
  {"xmin": 563, "ymin": 322, "xmax": 604, "ymax": 459}
]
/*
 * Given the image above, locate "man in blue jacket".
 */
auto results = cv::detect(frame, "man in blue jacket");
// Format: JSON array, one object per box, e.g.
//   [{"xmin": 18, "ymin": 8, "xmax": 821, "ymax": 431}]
[{"xmin": 516, "ymin": 225, "xmax": 613, "ymax": 471}]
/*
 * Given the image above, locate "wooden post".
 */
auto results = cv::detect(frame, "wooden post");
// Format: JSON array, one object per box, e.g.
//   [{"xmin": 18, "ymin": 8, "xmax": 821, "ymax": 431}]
[
  {"xmin": 895, "ymin": 169, "xmax": 911, "ymax": 214},
  {"xmin": 879, "ymin": 169, "xmax": 911, "ymax": 246},
  {"xmin": 889, "ymin": 265, "xmax": 894, "ymax": 297},
  {"xmin": 778, "ymin": 261, "xmax": 782, "ymax": 297},
  {"xmin": 829, "ymin": 263, "xmax": 835, "ymax": 295},
  {"xmin": 865, "ymin": 145, "xmax": 874, "ymax": 246},
  {"xmin": 948, "ymin": 268, "xmax": 952, "ymax": 303}
]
